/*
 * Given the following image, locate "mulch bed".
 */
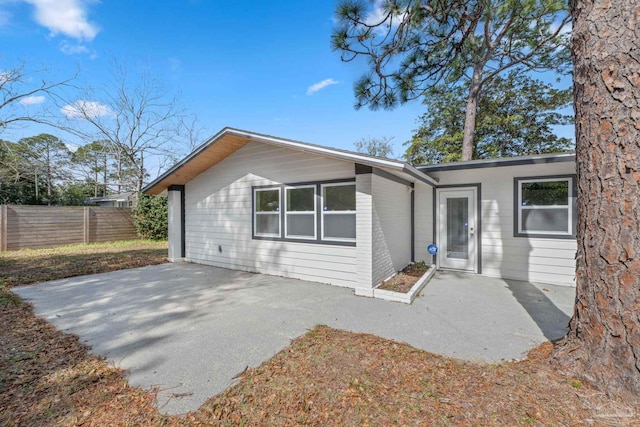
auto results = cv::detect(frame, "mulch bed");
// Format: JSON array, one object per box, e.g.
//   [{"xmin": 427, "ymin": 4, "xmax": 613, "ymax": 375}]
[{"xmin": 377, "ymin": 262, "xmax": 430, "ymax": 293}]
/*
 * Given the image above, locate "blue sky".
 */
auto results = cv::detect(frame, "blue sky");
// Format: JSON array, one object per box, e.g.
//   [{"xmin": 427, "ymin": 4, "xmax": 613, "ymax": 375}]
[{"xmin": 1, "ymin": 0, "xmax": 573, "ymax": 168}]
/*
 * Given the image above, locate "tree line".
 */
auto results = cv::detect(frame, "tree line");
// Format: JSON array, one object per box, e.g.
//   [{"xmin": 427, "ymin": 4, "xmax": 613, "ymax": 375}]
[
  {"xmin": 0, "ymin": 135, "xmax": 140, "ymax": 205},
  {"xmin": 355, "ymin": 71, "xmax": 574, "ymax": 161},
  {"xmin": 0, "ymin": 60, "xmax": 200, "ymax": 206}
]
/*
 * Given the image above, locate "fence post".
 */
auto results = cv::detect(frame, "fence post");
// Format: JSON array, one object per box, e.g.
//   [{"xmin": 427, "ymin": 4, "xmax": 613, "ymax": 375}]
[
  {"xmin": 0, "ymin": 205, "xmax": 6, "ymax": 251},
  {"xmin": 83, "ymin": 207, "xmax": 90, "ymax": 244}
]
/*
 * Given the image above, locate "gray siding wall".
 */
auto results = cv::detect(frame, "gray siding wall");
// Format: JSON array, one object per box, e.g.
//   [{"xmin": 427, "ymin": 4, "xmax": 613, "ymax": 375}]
[
  {"xmin": 355, "ymin": 173, "xmax": 373, "ymax": 294},
  {"xmin": 185, "ymin": 141, "xmax": 357, "ymax": 287},
  {"xmin": 371, "ymin": 174, "xmax": 412, "ymax": 286},
  {"xmin": 413, "ymin": 182, "xmax": 434, "ymax": 264},
  {"xmin": 431, "ymin": 161, "xmax": 577, "ymax": 286}
]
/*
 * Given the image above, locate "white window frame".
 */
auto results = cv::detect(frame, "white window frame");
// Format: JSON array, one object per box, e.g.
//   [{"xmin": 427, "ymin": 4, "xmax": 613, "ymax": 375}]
[
  {"xmin": 321, "ymin": 182, "xmax": 356, "ymax": 243},
  {"xmin": 254, "ymin": 187, "xmax": 281, "ymax": 238},
  {"xmin": 517, "ymin": 177, "xmax": 573, "ymax": 236},
  {"xmin": 284, "ymin": 185, "xmax": 317, "ymax": 240}
]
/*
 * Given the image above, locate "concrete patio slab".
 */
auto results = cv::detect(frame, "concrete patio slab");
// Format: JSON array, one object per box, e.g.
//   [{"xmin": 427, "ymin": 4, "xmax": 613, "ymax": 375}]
[{"xmin": 15, "ymin": 264, "xmax": 575, "ymax": 415}]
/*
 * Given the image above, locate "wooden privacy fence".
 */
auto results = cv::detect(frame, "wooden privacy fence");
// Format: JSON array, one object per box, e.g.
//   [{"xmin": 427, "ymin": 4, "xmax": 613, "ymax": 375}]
[{"xmin": 0, "ymin": 205, "xmax": 139, "ymax": 251}]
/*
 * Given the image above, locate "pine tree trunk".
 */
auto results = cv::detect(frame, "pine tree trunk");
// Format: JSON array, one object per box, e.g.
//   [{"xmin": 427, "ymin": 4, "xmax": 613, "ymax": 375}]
[
  {"xmin": 461, "ymin": 66, "xmax": 483, "ymax": 161},
  {"xmin": 555, "ymin": 0, "xmax": 640, "ymax": 396}
]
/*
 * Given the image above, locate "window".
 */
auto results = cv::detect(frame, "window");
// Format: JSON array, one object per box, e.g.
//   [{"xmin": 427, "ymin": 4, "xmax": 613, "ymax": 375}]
[
  {"xmin": 515, "ymin": 176, "xmax": 574, "ymax": 237},
  {"xmin": 252, "ymin": 180, "xmax": 356, "ymax": 245},
  {"xmin": 285, "ymin": 186, "xmax": 316, "ymax": 239},
  {"xmin": 321, "ymin": 183, "xmax": 356, "ymax": 241},
  {"xmin": 254, "ymin": 187, "xmax": 280, "ymax": 237}
]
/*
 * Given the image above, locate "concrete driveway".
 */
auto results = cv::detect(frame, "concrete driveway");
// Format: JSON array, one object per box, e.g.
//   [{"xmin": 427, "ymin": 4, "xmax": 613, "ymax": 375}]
[{"xmin": 15, "ymin": 263, "xmax": 575, "ymax": 415}]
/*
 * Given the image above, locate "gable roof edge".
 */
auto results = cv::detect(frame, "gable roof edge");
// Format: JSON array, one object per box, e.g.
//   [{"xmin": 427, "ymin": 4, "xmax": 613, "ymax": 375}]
[{"xmin": 143, "ymin": 127, "xmax": 438, "ymax": 193}]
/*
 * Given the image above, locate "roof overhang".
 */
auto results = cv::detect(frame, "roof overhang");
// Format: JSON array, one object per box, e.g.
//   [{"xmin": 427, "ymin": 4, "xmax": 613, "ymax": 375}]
[
  {"xmin": 144, "ymin": 128, "xmax": 438, "ymax": 194},
  {"xmin": 417, "ymin": 152, "xmax": 576, "ymax": 173}
]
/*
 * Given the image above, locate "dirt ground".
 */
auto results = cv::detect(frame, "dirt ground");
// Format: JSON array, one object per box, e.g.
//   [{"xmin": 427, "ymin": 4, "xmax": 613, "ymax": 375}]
[
  {"xmin": 1, "ymin": 242, "xmax": 639, "ymax": 426},
  {"xmin": 377, "ymin": 262, "xmax": 430, "ymax": 293}
]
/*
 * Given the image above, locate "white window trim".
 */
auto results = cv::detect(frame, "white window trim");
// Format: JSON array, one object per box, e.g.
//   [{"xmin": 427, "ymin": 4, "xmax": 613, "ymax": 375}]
[
  {"xmin": 517, "ymin": 177, "xmax": 572, "ymax": 236},
  {"xmin": 284, "ymin": 185, "xmax": 317, "ymax": 240},
  {"xmin": 321, "ymin": 182, "xmax": 356, "ymax": 242},
  {"xmin": 254, "ymin": 187, "xmax": 281, "ymax": 238}
]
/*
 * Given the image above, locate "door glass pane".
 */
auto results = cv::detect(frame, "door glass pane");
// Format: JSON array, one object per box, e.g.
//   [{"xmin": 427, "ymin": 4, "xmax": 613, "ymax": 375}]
[{"xmin": 447, "ymin": 198, "xmax": 468, "ymax": 260}]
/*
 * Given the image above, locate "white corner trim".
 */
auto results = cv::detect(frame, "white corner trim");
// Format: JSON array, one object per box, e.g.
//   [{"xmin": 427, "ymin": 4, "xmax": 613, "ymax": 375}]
[{"xmin": 354, "ymin": 287, "xmax": 375, "ymax": 297}]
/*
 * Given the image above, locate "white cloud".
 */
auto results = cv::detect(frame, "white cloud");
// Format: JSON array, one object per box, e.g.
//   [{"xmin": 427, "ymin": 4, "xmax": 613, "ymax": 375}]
[
  {"xmin": 364, "ymin": 0, "xmax": 406, "ymax": 35},
  {"xmin": 60, "ymin": 40, "xmax": 89, "ymax": 54},
  {"xmin": 364, "ymin": 0, "xmax": 389, "ymax": 26},
  {"xmin": 25, "ymin": 0, "xmax": 99, "ymax": 41},
  {"xmin": 306, "ymin": 78, "xmax": 340, "ymax": 96},
  {"xmin": 0, "ymin": 10, "xmax": 11, "ymax": 27},
  {"xmin": 19, "ymin": 95, "xmax": 45, "ymax": 106},
  {"xmin": 59, "ymin": 40, "xmax": 96, "ymax": 57},
  {"xmin": 61, "ymin": 100, "xmax": 112, "ymax": 119},
  {"xmin": 168, "ymin": 57, "xmax": 182, "ymax": 74}
]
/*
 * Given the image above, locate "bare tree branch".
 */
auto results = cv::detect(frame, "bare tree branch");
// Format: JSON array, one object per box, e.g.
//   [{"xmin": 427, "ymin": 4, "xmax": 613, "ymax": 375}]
[
  {"xmin": 0, "ymin": 62, "xmax": 76, "ymax": 135},
  {"xmin": 60, "ymin": 60, "xmax": 188, "ymax": 194}
]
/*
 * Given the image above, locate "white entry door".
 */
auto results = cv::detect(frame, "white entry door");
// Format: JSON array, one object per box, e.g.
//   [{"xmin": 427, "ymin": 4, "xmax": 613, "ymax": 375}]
[{"xmin": 437, "ymin": 188, "xmax": 477, "ymax": 272}]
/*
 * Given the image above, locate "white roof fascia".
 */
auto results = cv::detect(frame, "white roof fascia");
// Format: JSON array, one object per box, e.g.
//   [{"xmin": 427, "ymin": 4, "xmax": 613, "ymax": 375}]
[
  {"xmin": 418, "ymin": 152, "xmax": 576, "ymax": 172},
  {"xmin": 143, "ymin": 127, "xmax": 439, "ymax": 192}
]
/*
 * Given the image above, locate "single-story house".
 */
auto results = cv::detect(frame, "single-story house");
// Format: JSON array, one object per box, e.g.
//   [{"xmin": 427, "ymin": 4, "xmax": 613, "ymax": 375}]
[
  {"xmin": 144, "ymin": 128, "xmax": 576, "ymax": 296},
  {"xmin": 86, "ymin": 192, "xmax": 136, "ymax": 208}
]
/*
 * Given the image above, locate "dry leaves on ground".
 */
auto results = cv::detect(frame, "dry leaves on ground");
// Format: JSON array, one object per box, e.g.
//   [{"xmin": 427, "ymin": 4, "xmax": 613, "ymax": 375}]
[
  {"xmin": 2, "ymin": 242, "xmax": 639, "ymax": 426},
  {"xmin": 3, "ymin": 293, "xmax": 639, "ymax": 426}
]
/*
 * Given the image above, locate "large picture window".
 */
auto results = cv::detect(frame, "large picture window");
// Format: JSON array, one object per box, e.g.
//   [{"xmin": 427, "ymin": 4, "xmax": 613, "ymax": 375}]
[
  {"xmin": 254, "ymin": 187, "xmax": 281, "ymax": 237},
  {"xmin": 515, "ymin": 176, "xmax": 575, "ymax": 238},
  {"xmin": 321, "ymin": 183, "xmax": 356, "ymax": 242},
  {"xmin": 252, "ymin": 180, "xmax": 356, "ymax": 245}
]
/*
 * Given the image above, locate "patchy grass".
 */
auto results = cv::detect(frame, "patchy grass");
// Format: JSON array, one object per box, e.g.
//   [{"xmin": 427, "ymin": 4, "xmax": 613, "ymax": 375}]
[
  {"xmin": 1, "ymin": 242, "xmax": 638, "ymax": 425},
  {"xmin": 0, "ymin": 240, "xmax": 167, "ymax": 288}
]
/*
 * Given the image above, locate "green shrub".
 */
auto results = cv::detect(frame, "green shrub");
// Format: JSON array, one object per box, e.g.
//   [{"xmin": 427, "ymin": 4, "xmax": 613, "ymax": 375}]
[{"xmin": 133, "ymin": 194, "xmax": 168, "ymax": 240}]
